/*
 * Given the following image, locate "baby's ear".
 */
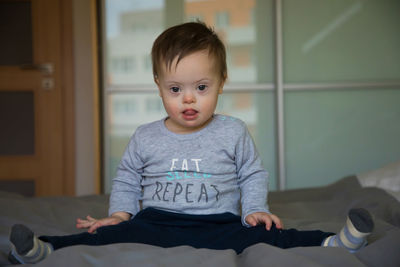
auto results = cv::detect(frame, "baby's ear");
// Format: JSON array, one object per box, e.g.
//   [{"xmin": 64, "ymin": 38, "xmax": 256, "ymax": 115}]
[
  {"xmin": 218, "ymin": 79, "xmax": 226, "ymax": 94},
  {"xmin": 154, "ymin": 76, "xmax": 163, "ymax": 97}
]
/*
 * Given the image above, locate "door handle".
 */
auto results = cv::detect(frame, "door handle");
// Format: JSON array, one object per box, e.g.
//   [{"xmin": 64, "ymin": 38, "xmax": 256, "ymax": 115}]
[{"xmin": 20, "ymin": 63, "xmax": 54, "ymax": 75}]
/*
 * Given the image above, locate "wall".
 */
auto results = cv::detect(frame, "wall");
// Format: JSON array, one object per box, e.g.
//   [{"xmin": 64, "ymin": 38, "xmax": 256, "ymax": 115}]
[{"xmin": 73, "ymin": 0, "xmax": 99, "ymax": 195}]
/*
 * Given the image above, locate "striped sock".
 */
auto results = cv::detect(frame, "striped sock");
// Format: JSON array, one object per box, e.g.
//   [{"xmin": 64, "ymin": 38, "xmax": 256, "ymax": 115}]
[
  {"xmin": 8, "ymin": 224, "xmax": 53, "ymax": 264},
  {"xmin": 322, "ymin": 208, "xmax": 374, "ymax": 253}
]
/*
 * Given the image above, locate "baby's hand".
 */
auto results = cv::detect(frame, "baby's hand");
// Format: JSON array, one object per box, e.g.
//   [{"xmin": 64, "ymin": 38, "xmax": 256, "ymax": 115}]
[
  {"xmin": 245, "ymin": 212, "xmax": 283, "ymax": 231},
  {"xmin": 76, "ymin": 215, "xmax": 123, "ymax": 233}
]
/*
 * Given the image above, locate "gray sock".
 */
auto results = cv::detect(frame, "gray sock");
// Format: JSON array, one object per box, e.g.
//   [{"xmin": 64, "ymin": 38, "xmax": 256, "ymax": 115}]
[
  {"xmin": 9, "ymin": 224, "xmax": 53, "ymax": 264},
  {"xmin": 322, "ymin": 208, "xmax": 374, "ymax": 253}
]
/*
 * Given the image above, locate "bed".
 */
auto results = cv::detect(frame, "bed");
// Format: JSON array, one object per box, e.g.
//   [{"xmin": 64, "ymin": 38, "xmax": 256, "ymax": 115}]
[{"xmin": 1, "ymin": 163, "xmax": 399, "ymax": 267}]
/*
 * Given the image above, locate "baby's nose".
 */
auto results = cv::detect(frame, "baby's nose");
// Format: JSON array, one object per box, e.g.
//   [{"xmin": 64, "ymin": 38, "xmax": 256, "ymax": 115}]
[{"xmin": 183, "ymin": 90, "xmax": 196, "ymax": 103}]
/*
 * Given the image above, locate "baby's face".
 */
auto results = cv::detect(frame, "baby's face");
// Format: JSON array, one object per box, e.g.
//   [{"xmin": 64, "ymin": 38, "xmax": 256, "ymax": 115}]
[{"xmin": 156, "ymin": 50, "xmax": 224, "ymax": 134}]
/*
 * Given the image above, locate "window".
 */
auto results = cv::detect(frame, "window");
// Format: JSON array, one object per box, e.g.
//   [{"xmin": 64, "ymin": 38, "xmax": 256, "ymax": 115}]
[{"xmin": 103, "ymin": 0, "xmax": 400, "ymax": 193}]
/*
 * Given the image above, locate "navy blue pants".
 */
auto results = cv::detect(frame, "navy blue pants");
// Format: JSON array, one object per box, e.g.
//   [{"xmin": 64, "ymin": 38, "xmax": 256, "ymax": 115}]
[{"xmin": 40, "ymin": 208, "xmax": 333, "ymax": 254}]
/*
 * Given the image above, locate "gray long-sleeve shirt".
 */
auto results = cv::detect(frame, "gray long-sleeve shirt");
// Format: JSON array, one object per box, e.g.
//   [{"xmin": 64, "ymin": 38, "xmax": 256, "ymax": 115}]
[{"xmin": 109, "ymin": 114, "xmax": 270, "ymax": 226}]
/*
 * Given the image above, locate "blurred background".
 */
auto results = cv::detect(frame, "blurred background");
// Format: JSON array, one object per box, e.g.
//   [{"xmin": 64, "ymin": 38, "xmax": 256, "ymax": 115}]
[
  {"xmin": 0, "ymin": 0, "xmax": 399, "ymax": 196},
  {"xmin": 103, "ymin": 0, "xmax": 400, "ymax": 193}
]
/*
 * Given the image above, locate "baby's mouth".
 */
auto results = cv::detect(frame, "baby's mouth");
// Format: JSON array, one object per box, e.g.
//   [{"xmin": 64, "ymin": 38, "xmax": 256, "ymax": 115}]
[
  {"xmin": 183, "ymin": 109, "xmax": 198, "ymax": 115},
  {"xmin": 182, "ymin": 109, "xmax": 198, "ymax": 120}
]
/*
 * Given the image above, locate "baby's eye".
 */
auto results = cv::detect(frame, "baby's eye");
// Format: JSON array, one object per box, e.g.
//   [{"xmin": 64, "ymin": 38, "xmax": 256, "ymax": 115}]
[
  {"xmin": 170, "ymin": 87, "xmax": 180, "ymax": 93},
  {"xmin": 197, "ymin": 84, "xmax": 207, "ymax": 91}
]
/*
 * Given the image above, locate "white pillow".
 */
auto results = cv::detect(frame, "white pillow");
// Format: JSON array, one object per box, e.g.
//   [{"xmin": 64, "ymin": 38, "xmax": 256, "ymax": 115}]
[{"xmin": 357, "ymin": 160, "xmax": 400, "ymax": 201}]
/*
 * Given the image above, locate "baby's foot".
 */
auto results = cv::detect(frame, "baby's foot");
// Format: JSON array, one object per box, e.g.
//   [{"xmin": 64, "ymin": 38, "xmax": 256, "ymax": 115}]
[
  {"xmin": 348, "ymin": 208, "xmax": 374, "ymax": 234},
  {"xmin": 322, "ymin": 208, "xmax": 374, "ymax": 253},
  {"xmin": 8, "ymin": 224, "xmax": 53, "ymax": 264}
]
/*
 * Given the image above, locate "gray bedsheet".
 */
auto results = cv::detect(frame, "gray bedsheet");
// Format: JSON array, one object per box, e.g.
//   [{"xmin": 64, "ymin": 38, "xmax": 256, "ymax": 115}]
[{"xmin": 0, "ymin": 176, "xmax": 399, "ymax": 266}]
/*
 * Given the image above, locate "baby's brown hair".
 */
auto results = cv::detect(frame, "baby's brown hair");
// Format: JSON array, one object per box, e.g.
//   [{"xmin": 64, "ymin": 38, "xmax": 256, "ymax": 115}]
[{"xmin": 151, "ymin": 22, "xmax": 227, "ymax": 82}]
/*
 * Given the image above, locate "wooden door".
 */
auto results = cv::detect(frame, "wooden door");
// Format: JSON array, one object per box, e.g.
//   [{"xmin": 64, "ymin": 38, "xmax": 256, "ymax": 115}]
[{"xmin": 0, "ymin": 0, "xmax": 73, "ymax": 196}]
